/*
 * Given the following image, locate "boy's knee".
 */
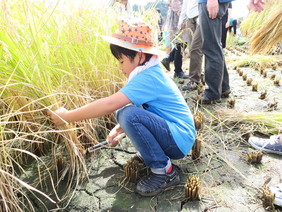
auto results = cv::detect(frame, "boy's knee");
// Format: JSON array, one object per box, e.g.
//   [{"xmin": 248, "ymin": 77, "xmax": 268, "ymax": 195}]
[{"xmin": 116, "ymin": 105, "xmax": 135, "ymax": 123}]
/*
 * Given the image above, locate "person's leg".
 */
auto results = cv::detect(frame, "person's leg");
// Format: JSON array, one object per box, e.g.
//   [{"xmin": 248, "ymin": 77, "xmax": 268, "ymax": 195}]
[
  {"xmin": 173, "ymin": 42, "xmax": 184, "ymax": 74},
  {"xmin": 233, "ymin": 19, "xmax": 237, "ymax": 35},
  {"xmin": 161, "ymin": 46, "xmax": 175, "ymax": 71},
  {"xmin": 117, "ymin": 105, "xmax": 184, "ymax": 169},
  {"xmin": 189, "ymin": 20, "xmax": 203, "ymax": 83},
  {"xmin": 117, "ymin": 105, "xmax": 183, "ymax": 196},
  {"xmin": 198, "ymin": 2, "xmax": 229, "ymax": 100},
  {"xmin": 185, "ymin": 18, "xmax": 196, "ymax": 46},
  {"xmin": 173, "ymin": 43, "xmax": 189, "ymax": 78},
  {"xmin": 221, "ymin": 15, "xmax": 228, "ymax": 49}
]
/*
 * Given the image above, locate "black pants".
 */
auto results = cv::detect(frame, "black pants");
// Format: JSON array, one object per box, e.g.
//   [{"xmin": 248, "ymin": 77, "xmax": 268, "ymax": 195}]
[
  {"xmin": 167, "ymin": 43, "xmax": 187, "ymax": 74},
  {"xmin": 221, "ymin": 15, "xmax": 228, "ymax": 48}
]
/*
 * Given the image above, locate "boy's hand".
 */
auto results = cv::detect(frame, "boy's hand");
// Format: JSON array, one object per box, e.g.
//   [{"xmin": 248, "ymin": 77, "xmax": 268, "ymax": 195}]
[
  {"xmin": 107, "ymin": 125, "xmax": 124, "ymax": 146},
  {"xmin": 48, "ymin": 107, "xmax": 69, "ymax": 126}
]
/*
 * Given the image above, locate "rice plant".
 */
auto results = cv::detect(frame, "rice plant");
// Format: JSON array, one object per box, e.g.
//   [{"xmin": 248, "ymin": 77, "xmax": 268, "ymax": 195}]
[{"xmin": 0, "ymin": 0, "xmax": 128, "ymax": 210}]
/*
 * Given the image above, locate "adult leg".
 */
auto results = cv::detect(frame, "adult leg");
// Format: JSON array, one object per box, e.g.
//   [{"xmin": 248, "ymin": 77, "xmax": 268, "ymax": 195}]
[
  {"xmin": 189, "ymin": 19, "xmax": 203, "ymax": 83},
  {"xmin": 173, "ymin": 42, "xmax": 189, "ymax": 78},
  {"xmin": 198, "ymin": 2, "xmax": 229, "ymax": 100},
  {"xmin": 221, "ymin": 15, "xmax": 228, "ymax": 48},
  {"xmin": 233, "ymin": 19, "xmax": 237, "ymax": 35},
  {"xmin": 185, "ymin": 18, "xmax": 196, "ymax": 47},
  {"xmin": 174, "ymin": 42, "xmax": 184, "ymax": 74}
]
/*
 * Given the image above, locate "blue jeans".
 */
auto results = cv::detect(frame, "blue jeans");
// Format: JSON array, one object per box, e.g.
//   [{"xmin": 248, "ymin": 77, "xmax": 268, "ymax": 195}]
[
  {"xmin": 116, "ymin": 105, "xmax": 185, "ymax": 169},
  {"xmin": 199, "ymin": 2, "xmax": 230, "ymax": 100}
]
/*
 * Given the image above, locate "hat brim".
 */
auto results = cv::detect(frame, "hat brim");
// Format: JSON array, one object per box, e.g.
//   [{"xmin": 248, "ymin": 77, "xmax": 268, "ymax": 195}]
[{"xmin": 102, "ymin": 36, "xmax": 165, "ymax": 56}]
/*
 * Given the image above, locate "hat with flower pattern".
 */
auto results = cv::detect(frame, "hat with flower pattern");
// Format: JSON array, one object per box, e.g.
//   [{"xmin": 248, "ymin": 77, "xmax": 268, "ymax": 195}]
[{"xmin": 102, "ymin": 17, "xmax": 164, "ymax": 55}]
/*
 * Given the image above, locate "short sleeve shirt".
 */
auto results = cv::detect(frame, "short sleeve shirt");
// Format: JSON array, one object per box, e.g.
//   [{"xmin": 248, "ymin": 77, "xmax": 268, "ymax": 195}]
[{"xmin": 120, "ymin": 64, "xmax": 196, "ymax": 155}]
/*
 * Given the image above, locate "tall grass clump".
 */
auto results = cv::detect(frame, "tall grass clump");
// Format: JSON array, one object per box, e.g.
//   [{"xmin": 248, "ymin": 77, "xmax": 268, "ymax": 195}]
[{"xmin": 0, "ymin": 0, "xmax": 131, "ymax": 210}]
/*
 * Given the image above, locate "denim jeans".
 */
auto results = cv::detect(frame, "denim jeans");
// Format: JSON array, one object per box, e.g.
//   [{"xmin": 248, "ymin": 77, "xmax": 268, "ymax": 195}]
[{"xmin": 116, "ymin": 105, "xmax": 185, "ymax": 170}]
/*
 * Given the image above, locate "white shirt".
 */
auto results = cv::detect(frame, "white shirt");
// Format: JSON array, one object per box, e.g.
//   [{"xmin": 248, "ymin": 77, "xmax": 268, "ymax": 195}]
[{"xmin": 178, "ymin": 0, "xmax": 199, "ymax": 26}]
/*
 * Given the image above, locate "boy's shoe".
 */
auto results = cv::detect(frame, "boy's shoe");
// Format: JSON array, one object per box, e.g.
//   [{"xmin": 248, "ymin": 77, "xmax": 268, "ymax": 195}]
[
  {"xmin": 174, "ymin": 71, "xmax": 189, "ymax": 79},
  {"xmin": 136, "ymin": 165, "xmax": 180, "ymax": 196},
  {"xmin": 248, "ymin": 135, "xmax": 282, "ymax": 155},
  {"xmin": 269, "ymin": 184, "xmax": 282, "ymax": 207},
  {"xmin": 161, "ymin": 58, "xmax": 171, "ymax": 72},
  {"xmin": 182, "ymin": 81, "xmax": 198, "ymax": 91},
  {"xmin": 221, "ymin": 90, "xmax": 231, "ymax": 98}
]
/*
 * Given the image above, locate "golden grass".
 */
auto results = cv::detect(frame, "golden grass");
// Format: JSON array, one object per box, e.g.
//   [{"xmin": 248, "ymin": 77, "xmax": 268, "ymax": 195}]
[{"xmin": 250, "ymin": 6, "xmax": 282, "ymax": 54}]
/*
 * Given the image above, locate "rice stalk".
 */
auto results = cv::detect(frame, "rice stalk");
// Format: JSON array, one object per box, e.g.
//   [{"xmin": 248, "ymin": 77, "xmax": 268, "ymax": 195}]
[
  {"xmin": 0, "ymin": 0, "xmax": 126, "ymax": 210},
  {"xmin": 216, "ymin": 110, "xmax": 282, "ymax": 134},
  {"xmin": 240, "ymin": 0, "xmax": 281, "ymax": 38},
  {"xmin": 250, "ymin": 6, "xmax": 282, "ymax": 54},
  {"xmin": 226, "ymin": 54, "xmax": 278, "ymax": 70}
]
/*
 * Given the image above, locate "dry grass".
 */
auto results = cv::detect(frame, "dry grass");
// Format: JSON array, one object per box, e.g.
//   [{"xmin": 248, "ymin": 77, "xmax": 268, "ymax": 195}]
[{"xmin": 250, "ymin": 7, "xmax": 282, "ymax": 54}]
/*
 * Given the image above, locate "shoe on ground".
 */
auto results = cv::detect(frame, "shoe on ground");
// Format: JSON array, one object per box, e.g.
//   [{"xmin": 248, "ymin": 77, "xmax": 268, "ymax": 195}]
[
  {"xmin": 174, "ymin": 71, "xmax": 189, "ymax": 79},
  {"xmin": 136, "ymin": 164, "xmax": 180, "ymax": 196},
  {"xmin": 197, "ymin": 94, "xmax": 221, "ymax": 105},
  {"xmin": 221, "ymin": 90, "xmax": 231, "ymax": 98},
  {"xmin": 269, "ymin": 183, "xmax": 282, "ymax": 207},
  {"xmin": 248, "ymin": 135, "xmax": 282, "ymax": 155},
  {"xmin": 182, "ymin": 81, "xmax": 198, "ymax": 91},
  {"xmin": 161, "ymin": 58, "xmax": 171, "ymax": 72}
]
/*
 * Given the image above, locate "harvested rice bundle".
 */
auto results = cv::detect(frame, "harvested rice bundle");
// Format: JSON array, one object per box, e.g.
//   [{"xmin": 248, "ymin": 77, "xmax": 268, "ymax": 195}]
[{"xmin": 250, "ymin": 7, "xmax": 282, "ymax": 54}]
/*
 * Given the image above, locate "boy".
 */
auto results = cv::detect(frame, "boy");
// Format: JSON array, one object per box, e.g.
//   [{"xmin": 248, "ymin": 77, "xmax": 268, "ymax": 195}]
[{"xmin": 49, "ymin": 17, "xmax": 196, "ymax": 196}]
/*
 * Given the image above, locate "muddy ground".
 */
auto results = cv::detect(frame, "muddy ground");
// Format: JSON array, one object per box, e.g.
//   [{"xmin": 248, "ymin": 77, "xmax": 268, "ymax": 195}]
[{"xmin": 65, "ymin": 47, "xmax": 282, "ymax": 212}]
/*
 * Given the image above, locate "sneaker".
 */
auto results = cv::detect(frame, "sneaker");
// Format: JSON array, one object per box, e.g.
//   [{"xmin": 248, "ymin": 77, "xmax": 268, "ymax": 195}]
[
  {"xmin": 182, "ymin": 81, "xmax": 198, "ymax": 91},
  {"xmin": 174, "ymin": 71, "xmax": 189, "ymax": 79},
  {"xmin": 269, "ymin": 184, "xmax": 282, "ymax": 207},
  {"xmin": 248, "ymin": 135, "xmax": 282, "ymax": 155},
  {"xmin": 136, "ymin": 165, "xmax": 180, "ymax": 196},
  {"xmin": 161, "ymin": 58, "xmax": 171, "ymax": 72}
]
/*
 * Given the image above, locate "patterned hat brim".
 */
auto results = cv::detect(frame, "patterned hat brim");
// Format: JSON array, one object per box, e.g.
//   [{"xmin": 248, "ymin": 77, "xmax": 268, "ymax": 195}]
[{"xmin": 102, "ymin": 36, "xmax": 165, "ymax": 56}]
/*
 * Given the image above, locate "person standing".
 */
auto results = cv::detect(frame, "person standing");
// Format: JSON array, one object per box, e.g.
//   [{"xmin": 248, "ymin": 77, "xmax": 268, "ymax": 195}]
[
  {"xmin": 161, "ymin": 0, "xmax": 189, "ymax": 79},
  {"xmin": 198, "ymin": 0, "xmax": 232, "ymax": 104},
  {"xmin": 178, "ymin": 0, "xmax": 203, "ymax": 90},
  {"xmin": 221, "ymin": 2, "xmax": 232, "ymax": 49},
  {"xmin": 228, "ymin": 18, "xmax": 241, "ymax": 35}
]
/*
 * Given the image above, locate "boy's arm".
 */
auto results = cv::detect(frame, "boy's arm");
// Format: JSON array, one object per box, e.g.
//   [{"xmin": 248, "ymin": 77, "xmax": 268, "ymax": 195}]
[{"xmin": 49, "ymin": 91, "xmax": 131, "ymax": 126}]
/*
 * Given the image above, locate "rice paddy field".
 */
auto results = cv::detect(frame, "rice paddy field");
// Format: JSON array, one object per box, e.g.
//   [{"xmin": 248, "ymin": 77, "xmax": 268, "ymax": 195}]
[{"xmin": 0, "ymin": 0, "xmax": 281, "ymax": 211}]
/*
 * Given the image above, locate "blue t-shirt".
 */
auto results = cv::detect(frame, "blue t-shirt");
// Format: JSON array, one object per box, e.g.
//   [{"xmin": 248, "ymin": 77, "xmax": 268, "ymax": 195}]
[{"xmin": 120, "ymin": 64, "xmax": 196, "ymax": 155}]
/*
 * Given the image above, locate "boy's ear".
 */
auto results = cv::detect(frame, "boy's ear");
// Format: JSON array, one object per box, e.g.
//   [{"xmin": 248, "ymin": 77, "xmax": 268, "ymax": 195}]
[{"xmin": 136, "ymin": 51, "xmax": 146, "ymax": 64}]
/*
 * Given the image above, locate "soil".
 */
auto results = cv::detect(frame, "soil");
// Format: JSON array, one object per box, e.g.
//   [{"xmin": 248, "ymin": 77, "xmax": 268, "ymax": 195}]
[{"xmin": 63, "ymin": 47, "xmax": 282, "ymax": 212}]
